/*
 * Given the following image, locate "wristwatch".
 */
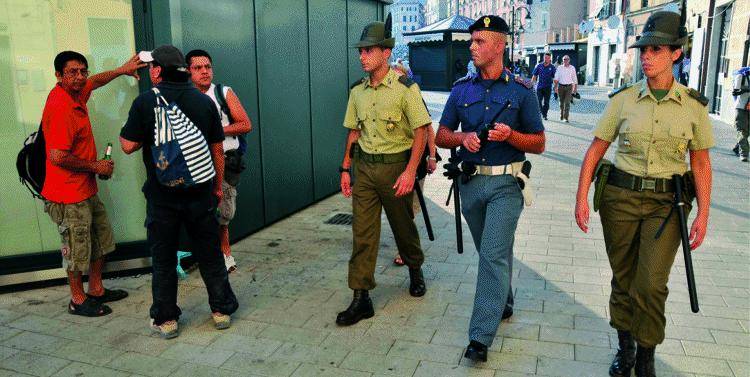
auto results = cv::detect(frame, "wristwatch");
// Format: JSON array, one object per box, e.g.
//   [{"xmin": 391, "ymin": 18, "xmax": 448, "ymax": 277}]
[{"xmin": 338, "ymin": 166, "xmax": 351, "ymax": 174}]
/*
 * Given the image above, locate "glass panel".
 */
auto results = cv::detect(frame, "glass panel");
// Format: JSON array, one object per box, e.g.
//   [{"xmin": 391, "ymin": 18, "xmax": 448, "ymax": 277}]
[{"xmin": 0, "ymin": 0, "xmax": 145, "ymax": 257}]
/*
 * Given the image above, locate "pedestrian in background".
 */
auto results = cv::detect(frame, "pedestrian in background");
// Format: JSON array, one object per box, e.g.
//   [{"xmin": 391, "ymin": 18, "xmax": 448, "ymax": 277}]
[{"xmin": 553, "ymin": 55, "xmax": 577, "ymax": 123}]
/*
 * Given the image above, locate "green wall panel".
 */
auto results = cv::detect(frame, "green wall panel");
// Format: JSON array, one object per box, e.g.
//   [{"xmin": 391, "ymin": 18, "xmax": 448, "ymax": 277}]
[
  {"xmin": 175, "ymin": 0, "xmax": 265, "ymax": 238},
  {"xmin": 309, "ymin": 0, "xmax": 349, "ymax": 199},
  {"xmin": 255, "ymin": 0, "xmax": 314, "ymax": 223}
]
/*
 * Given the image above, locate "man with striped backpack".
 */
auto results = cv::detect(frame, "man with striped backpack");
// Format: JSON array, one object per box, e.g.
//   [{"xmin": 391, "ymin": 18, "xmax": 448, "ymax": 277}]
[{"xmin": 119, "ymin": 45, "xmax": 238, "ymax": 339}]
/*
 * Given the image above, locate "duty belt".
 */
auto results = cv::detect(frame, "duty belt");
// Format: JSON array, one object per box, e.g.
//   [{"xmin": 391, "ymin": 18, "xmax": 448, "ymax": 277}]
[
  {"xmin": 355, "ymin": 149, "xmax": 410, "ymax": 164},
  {"xmin": 608, "ymin": 167, "xmax": 675, "ymax": 193},
  {"xmin": 475, "ymin": 162, "xmax": 524, "ymax": 176}
]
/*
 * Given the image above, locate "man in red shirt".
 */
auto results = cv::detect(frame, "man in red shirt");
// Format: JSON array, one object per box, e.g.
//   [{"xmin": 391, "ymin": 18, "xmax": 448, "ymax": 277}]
[{"xmin": 42, "ymin": 51, "xmax": 144, "ymax": 317}]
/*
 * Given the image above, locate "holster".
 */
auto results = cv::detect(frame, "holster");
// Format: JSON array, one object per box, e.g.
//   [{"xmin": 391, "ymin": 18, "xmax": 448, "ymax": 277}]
[{"xmin": 592, "ymin": 158, "xmax": 613, "ymax": 212}]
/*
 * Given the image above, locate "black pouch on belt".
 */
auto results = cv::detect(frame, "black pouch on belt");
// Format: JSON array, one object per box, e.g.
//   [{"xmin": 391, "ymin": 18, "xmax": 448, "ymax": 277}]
[{"xmin": 593, "ymin": 158, "xmax": 613, "ymax": 212}]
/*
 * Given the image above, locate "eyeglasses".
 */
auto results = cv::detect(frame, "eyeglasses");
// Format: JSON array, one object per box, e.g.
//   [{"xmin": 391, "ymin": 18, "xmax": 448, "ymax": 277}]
[{"xmin": 63, "ymin": 69, "xmax": 89, "ymax": 77}]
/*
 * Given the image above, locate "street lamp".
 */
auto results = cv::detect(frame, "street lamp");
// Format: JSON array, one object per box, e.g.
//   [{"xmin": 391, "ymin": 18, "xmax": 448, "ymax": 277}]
[{"xmin": 510, "ymin": 3, "xmax": 532, "ymax": 70}]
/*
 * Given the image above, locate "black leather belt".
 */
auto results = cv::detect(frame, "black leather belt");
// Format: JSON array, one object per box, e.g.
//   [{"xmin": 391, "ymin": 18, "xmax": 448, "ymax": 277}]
[{"xmin": 608, "ymin": 167, "xmax": 675, "ymax": 193}]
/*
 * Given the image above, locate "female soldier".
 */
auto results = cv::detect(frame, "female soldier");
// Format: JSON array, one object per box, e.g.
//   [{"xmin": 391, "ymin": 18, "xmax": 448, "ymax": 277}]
[{"xmin": 574, "ymin": 11, "xmax": 713, "ymax": 377}]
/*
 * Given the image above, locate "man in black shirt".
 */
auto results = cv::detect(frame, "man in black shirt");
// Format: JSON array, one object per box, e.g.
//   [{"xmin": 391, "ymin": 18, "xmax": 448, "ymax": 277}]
[{"xmin": 119, "ymin": 45, "xmax": 238, "ymax": 339}]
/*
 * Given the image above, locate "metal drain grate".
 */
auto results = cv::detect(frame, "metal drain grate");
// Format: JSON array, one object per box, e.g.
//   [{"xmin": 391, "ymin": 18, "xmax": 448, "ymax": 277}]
[{"xmin": 325, "ymin": 213, "xmax": 353, "ymax": 225}]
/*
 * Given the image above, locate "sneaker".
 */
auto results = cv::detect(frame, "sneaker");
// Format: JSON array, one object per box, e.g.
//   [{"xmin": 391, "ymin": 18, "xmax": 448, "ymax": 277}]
[
  {"xmin": 741, "ymin": 156, "xmax": 748, "ymax": 162},
  {"xmin": 732, "ymin": 145, "xmax": 740, "ymax": 156},
  {"xmin": 150, "ymin": 319, "xmax": 179, "ymax": 339},
  {"xmin": 212, "ymin": 312, "xmax": 231, "ymax": 330},
  {"xmin": 224, "ymin": 254, "xmax": 237, "ymax": 273}
]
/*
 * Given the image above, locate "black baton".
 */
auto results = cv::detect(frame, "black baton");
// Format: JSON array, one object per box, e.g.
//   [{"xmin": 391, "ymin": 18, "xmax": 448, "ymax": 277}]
[
  {"xmin": 413, "ymin": 182, "xmax": 434, "ymax": 241},
  {"xmin": 672, "ymin": 174, "xmax": 699, "ymax": 313},
  {"xmin": 451, "ymin": 148, "xmax": 463, "ymax": 254}
]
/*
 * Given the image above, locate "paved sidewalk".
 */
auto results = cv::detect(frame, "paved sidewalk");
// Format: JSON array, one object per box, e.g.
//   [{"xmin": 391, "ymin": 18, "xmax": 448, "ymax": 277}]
[{"xmin": 0, "ymin": 86, "xmax": 747, "ymax": 376}]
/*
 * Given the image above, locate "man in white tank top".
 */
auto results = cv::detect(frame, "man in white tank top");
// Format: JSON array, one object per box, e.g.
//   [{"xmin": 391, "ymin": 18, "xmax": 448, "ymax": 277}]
[{"xmin": 187, "ymin": 49, "xmax": 252, "ymax": 273}]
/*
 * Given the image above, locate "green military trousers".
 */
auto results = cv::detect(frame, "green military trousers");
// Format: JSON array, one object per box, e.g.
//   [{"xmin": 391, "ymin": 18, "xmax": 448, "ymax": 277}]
[
  {"xmin": 599, "ymin": 184, "xmax": 691, "ymax": 348},
  {"xmin": 349, "ymin": 159, "xmax": 424, "ymax": 290}
]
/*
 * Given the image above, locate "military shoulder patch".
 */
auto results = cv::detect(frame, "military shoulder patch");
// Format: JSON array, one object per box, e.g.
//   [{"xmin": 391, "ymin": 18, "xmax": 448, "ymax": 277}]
[
  {"xmin": 350, "ymin": 77, "xmax": 366, "ymax": 90},
  {"xmin": 608, "ymin": 83, "xmax": 632, "ymax": 98},
  {"xmin": 452, "ymin": 75, "xmax": 472, "ymax": 87},
  {"xmin": 686, "ymin": 88, "xmax": 709, "ymax": 106},
  {"xmin": 513, "ymin": 76, "xmax": 533, "ymax": 89},
  {"xmin": 398, "ymin": 75, "xmax": 416, "ymax": 87}
]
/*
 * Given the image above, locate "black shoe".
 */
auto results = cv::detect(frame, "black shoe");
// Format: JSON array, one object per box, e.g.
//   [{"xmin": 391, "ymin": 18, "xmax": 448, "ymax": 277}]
[
  {"xmin": 335, "ymin": 289, "xmax": 374, "ymax": 326},
  {"xmin": 408, "ymin": 268, "xmax": 426, "ymax": 297},
  {"xmin": 543, "ymin": 116, "xmax": 548, "ymax": 120},
  {"xmin": 741, "ymin": 156, "xmax": 749, "ymax": 162},
  {"xmin": 732, "ymin": 145, "xmax": 740, "ymax": 156},
  {"xmin": 634, "ymin": 345, "xmax": 655, "ymax": 377},
  {"xmin": 464, "ymin": 340, "xmax": 488, "ymax": 362},
  {"xmin": 609, "ymin": 330, "xmax": 636, "ymax": 377},
  {"xmin": 502, "ymin": 308, "xmax": 513, "ymax": 320}
]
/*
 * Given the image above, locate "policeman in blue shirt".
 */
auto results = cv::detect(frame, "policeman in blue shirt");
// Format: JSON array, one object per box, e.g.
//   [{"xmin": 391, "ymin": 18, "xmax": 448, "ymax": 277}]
[
  {"xmin": 532, "ymin": 52, "xmax": 556, "ymax": 120},
  {"xmin": 435, "ymin": 15, "xmax": 546, "ymax": 363}
]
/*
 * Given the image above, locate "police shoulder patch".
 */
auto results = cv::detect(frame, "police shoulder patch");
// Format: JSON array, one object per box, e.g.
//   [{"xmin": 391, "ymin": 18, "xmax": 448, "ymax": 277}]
[
  {"xmin": 350, "ymin": 77, "xmax": 366, "ymax": 90},
  {"xmin": 513, "ymin": 76, "xmax": 533, "ymax": 89},
  {"xmin": 686, "ymin": 88, "xmax": 709, "ymax": 106},
  {"xmin": 398, "ymin": 75, "xmax": 416, "ymax": 87},
  {"xmin": 452, "ymin": 75, "xmax": 472, "ymax": 87},
  {"xmin": 608, "ymin": 83, "xmax": 632, "ymax": 98}
]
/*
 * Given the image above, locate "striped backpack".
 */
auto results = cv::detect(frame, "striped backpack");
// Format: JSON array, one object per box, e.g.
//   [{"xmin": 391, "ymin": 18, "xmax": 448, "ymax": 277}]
[{"xmin": 151, "ymin": 88, "xmax": 215, "ymax": 188}]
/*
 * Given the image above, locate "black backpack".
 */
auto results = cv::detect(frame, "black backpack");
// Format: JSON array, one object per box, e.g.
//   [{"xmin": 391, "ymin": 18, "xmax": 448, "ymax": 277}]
[
  {"xmin": 16, "ymin": 123, "xmax": 46, "ymax": 199},
  {"xmin": 214, "ymin": 84, "xmax": 247, "ymax": 155}
]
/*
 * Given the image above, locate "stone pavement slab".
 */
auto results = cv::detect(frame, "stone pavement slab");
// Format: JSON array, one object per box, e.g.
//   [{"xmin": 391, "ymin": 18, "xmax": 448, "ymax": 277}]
[{"xmin": 0, "ymin": 86, "xmax": 747, "ymax": 376}]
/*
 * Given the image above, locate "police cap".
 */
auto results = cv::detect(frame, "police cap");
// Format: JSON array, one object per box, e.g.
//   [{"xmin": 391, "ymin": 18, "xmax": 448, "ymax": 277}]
[{"xmin": 468, "ymin": 15, "xmax": 510, "ymax": 35}]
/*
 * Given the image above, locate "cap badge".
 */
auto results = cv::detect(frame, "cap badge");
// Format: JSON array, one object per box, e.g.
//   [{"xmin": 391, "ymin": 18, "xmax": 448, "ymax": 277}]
[{"xmin": 484, "ymin": 17, "xmax": 491, "ymax": 28}]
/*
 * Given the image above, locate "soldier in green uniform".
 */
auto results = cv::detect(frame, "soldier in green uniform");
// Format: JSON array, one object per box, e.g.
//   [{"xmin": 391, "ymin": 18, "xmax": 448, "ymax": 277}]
[
  {"xmin": 574, "ymin": 11, "xmax": 714, "ymax": 377},
  {"xmin": 336, "ymin": 20, "xmax": 433, "ymax": 326}
]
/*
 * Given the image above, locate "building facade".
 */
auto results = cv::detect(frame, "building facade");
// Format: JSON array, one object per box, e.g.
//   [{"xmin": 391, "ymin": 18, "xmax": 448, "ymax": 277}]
[
  {"xmin": 584, "ymin": 0, "xmax": 627, "ymax": 86},
  {"xmin": 425, "ymin": 0, "xmax": 457, "ymax": 25},
  {"xmin": 392, "ymin": 0, "xmax": 426, "ymax": 45},
  {"xmin": 524, "ymin": 0, "xmax": 586, "ymax": 69}
]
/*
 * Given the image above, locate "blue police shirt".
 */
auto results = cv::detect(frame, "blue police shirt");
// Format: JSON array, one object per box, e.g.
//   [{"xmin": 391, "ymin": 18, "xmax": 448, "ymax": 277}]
[
  {"xmin": 440, "ymin": 70, "xmax": 544, "ymax": 166},
  {"xmin": 532, "ymin": 63, "xmax": 556, "ymax": 89}
]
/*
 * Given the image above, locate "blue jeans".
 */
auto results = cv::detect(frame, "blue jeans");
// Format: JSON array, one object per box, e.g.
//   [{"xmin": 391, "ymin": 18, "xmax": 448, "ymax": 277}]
[{"xmin": 460, "ymin": 174, "xmax": 523, "ymax": 346}]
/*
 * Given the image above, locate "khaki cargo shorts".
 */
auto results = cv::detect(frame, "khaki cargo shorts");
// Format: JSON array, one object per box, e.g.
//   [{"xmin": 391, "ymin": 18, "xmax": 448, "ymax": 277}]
[
  {"xmin": 44, "ymin": 194, "xmax": 115, "ymax": 273},
  {"xmin": 217, "ymin": 180, "xmax": 237, "ymax": 226}
]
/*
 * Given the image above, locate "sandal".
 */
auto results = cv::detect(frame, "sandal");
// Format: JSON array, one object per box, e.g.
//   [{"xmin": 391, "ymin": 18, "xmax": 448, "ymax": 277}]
[
  {"xmin": 68, "ymin": 298, "xmax": 112, "ymax": 317},
  {"xmin": 393, "ymin": 255, "xmax": 405, "ymax": 266},
  {"xmin": 87, "ymin": 288, "xmax": 128, "ymax": 303}
]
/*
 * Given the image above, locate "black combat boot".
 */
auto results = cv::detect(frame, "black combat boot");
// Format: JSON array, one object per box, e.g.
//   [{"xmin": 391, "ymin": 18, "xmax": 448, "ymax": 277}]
[
  {"xmin": 335, "ymin": 289, "xmax": 374, "ymax": 326},
  {"xmin": 464, "ymin": 340, "xmax": 488, "ymax": 362},
  {"xmin": 609, "ymin": 330, "xmax": 636, "ymax": 377},
  {"xmin": 634, "ymin": 344, "xmax": 656, "ymax": 377},
  {"xmin": 408, "ymin": 268, "xmax": 426, "ymax": 297}
]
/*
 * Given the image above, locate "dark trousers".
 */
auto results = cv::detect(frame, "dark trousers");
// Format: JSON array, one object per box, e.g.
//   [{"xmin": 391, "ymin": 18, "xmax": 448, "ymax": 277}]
[
  {"xmin": 536, "ymin": 86, "xmax": 552, "ymax": 118},
  {"xmin": 146, "ymin": 194, "xmax": 238, "ymax": 324}
]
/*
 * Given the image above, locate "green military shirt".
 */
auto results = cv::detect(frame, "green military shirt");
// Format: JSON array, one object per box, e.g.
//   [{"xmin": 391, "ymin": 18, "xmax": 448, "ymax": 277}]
[
  {"xmin": 344, "ymin": 69, "xmax": 432, "ymax": 154},
  {"xmin": 593, "ymin": 79, "xmax": 714, "ymax": 179}
]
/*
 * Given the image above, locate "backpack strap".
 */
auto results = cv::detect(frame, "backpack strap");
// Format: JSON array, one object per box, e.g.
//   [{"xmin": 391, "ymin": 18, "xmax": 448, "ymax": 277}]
[{"xmin": 214, "ymin": 84, "xmax": 234, "ymax": 123}]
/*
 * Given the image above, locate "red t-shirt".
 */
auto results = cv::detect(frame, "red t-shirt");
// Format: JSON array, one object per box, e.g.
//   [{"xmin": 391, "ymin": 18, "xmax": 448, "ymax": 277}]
[{"xmin": 41, "ymin": 81, "xmax": 98, "ymax": 204}]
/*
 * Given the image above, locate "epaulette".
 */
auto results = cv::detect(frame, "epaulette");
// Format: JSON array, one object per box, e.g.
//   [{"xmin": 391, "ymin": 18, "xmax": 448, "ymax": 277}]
[
  {"xmin": 350, "ymin": 77, "xmax": 366, "ymax": 90},
  {"xmin": 513, "ymin": 76, "xmax": 533, "ymax": 89},
  {"xmin": 452, "ymin": 75, "xmax": 472, "ymax": 87},
  {"xmin": 608, "ymin": 83, "xmax": 632, "ymax": 98},
  {"xmin": 686, "ymin": 88, "xmax": 709, "ymax": 106},
  {"xmin": 398, "ymin": 75, "xmax": 416, "ymax": 87}
]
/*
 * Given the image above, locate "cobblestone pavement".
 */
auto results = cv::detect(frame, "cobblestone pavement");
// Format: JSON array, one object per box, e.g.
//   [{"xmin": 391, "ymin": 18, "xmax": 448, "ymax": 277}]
[{"xmin": 1, "ymin": 86, "xmax": 748, "ymax": 377}]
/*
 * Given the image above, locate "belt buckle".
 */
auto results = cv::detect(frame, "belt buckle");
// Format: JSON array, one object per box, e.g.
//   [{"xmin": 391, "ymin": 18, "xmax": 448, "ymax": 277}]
[{"xmin": 640, "ymin": 179, "xmax": 656, "ymax": 191}]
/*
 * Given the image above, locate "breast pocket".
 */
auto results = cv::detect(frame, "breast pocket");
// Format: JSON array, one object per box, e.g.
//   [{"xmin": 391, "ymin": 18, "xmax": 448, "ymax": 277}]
[
  {"xmin": 378, "ymin": 110, "xmax": 403, "ymax": 133},
  {"xmin": 666, "ymin": 121, "xmax": 694, "ymax": 158},
  {"xmin": 617, "ymin": 109, "xmax": 648, "ymax": 155},
  {"xmin": 457, "ymin": 95, "xmax": 484, "ymax": 128}
]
